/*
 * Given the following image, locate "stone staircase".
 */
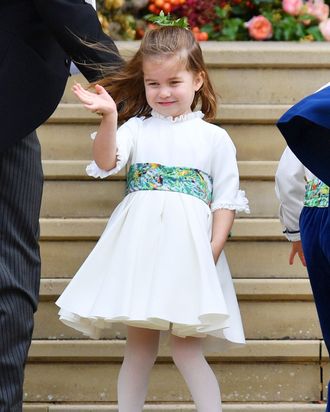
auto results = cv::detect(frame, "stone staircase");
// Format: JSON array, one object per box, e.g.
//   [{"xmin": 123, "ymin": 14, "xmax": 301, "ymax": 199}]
[{"xmin": 23, "ymin": 42, "xmax": 330, "ymax": 411}]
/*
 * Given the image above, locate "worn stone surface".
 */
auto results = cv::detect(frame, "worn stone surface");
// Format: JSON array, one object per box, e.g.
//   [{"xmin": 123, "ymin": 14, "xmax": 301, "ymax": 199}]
[
  {"xmin": 224, "ymin": 241, "xmax": 307, "ymax": 278},
  {"xmin": 23, "ymin": 403, "xmax": 326, "ymax": 411},
  {"xmin": 28, "ymin": 340, "xmax": 321, "ymax": 361},
  {"xmin": 38, "ymin": 218, "xmax": 284, "ymax": 241},
  {"xmin": 210, "ymin": 68, "xmax": 328, "ymax": 105},
  {"xmin": 39, "ymin": 123, "xmax": 97, "ymax": 160},
  {"xmin": 40, "ymin": 179, "xmax": 278, "ymax": 218},
  {"xmin": 33, "ymin": 300, "xmax": 320, "ymax": 340},
  {"xmin": 38, "ymin": 279, "xmax": 313, "ymax": 302},
  {"xmin": 41, "ymin": 181, "xmax": 125, "ymax": 218},
  {"xmin": 23, "ymin": 362, "xmax": 320, "ymax": 403},
  {"xmin": 40, "ymin": 240, "xmax": 307, "ymax": 279},
  {"xmin": 39, "ymin": 121, "xmax": 286, "ymax": 162}
]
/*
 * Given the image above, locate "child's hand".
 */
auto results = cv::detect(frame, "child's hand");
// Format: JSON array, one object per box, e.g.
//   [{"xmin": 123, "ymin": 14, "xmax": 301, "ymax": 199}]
[
  {"xmin": 72, "ymin": 83, "xmax": 117, "ymax": 117},
  {"xmin": 289, "ymin": 240, "xmax": 306, "ymax": 267}
]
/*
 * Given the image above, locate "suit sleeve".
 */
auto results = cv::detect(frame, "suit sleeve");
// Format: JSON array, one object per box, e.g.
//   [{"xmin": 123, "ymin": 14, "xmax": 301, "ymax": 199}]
[{"xmin": 32, "ymin": 0, "xmax": 123, "ymax": 82}]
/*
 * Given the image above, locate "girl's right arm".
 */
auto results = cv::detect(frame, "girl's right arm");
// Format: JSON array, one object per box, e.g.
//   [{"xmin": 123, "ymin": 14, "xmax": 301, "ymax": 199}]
[{"xmin": 72, "ymin": 83, "xmax": 117, "ymax": 171}]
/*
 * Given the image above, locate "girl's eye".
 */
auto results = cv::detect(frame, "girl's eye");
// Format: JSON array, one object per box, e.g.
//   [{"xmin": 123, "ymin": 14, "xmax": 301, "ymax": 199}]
[
  {"xmin": 171, "ymin": 81, "xmax": 181, "ymax": 85},
  {"xmin": 147, "ymin": 83, "xmax": 158, "ymax": 87}
]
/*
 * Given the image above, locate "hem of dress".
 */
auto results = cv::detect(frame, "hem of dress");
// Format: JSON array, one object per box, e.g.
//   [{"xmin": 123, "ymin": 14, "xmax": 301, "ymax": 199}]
[{"xmin": 58, "ymin": 308, "xmax": 243, "ymax": 344}]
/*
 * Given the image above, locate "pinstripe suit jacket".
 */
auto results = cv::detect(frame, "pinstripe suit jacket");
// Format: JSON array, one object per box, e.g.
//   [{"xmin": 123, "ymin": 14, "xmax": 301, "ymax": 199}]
[{"xmin": 0, "ymin": 0, "xmax": 123, "ymax": 153}]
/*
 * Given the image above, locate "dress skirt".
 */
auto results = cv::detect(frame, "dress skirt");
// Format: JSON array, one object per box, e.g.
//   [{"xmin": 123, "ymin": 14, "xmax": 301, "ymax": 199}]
[{"xmin": 56, "ymin": 189, "xmax": 245, "ymax": 351}]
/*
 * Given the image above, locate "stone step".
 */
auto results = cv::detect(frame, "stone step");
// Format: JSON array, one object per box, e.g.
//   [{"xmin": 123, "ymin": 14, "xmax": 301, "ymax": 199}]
[
  {"xmin": 27, "ymin": 339, "xmax": 322, "ymax": 361},
  {"xmin": 41, "ymin": 160, "xmax": 277, "ymax": 180},
  {"xmin": 38, "ymin": 104, "xmax": 287, "ymax": 161},
  {"xmin": 22, "ymin": 403, "xmax": 327, "ymax": 412},
  {"xmin": 40, "ymin": 161, "xmax": 279, "ymax": 218},
  {"xmin": 38, "ymin": 218, "xmax": 307, "ymax": 279},
  {"xmin": 23, "ymin": 340, "xmax": 326, "ymax": 403},
  {"xmin": 24, "ymin": 361, "xmax": 322, "ymax": 402},
  {"xmin": 62, "ymin": 42, "xmax": 330, "ymax": 105},
  {"xmin": 39, "ymin": 218, "xmax": 283, "ymax": 240},
  {"xmin": 33, "ymin": 279, "xmax": 321, "ymax": 340},
  {"xmin": 40, "ymin": 239, "xmax": 307, "ymax": 279},
  {"xmin": 39, "ymin": 278, "xmax": 314, "ymax": 301}
]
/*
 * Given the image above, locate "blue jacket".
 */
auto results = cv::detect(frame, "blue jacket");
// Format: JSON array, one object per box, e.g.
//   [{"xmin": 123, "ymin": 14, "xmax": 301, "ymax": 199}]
[{"xmin": 277, "ymin": 84, "xmax": 330, "ymax": 186}]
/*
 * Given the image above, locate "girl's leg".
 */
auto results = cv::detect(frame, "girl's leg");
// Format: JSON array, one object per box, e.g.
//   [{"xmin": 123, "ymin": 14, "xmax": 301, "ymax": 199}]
[
  {"xmin": 117, "ymin": 326, "xmax": 160, "ymax": 412},
  {"xmin": 170, "ymin": 334, "xmax": 222, "ymax": 412}
]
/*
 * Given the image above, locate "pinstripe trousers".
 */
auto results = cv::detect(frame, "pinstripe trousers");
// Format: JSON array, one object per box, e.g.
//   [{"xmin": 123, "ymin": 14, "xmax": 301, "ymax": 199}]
[{"xmin": 0, "ymin": 132, "xmax": 43, "ymax": 412}]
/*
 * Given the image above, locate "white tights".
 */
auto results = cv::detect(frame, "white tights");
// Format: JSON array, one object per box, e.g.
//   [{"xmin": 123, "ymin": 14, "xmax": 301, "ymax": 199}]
[{"xmin": 117, "ymin": 326, "xmax": 222, "ymax": 412}]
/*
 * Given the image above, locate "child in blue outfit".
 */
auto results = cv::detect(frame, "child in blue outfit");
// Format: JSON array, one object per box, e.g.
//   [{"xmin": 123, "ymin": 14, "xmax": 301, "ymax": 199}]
[
  {"xmin": 277, "ymin": 84, "xmax": 330, "ymax": 410},
  {"xmin": 56, "ymin": 25, "xmax": 249, "ymax": 411}
]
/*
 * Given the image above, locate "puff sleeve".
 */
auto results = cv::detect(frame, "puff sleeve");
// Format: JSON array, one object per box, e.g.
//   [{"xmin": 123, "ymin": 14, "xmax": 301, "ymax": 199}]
[
  {"xmin": 86, "ymin": 117, "xmax": 139, "ymax": 178},
  {"xmin": 210, "ymin": 129, "xmax": 249, "ymax": 214}
]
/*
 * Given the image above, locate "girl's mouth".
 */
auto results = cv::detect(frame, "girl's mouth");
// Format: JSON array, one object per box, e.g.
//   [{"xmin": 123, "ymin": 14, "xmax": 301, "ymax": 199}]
[{"xmin": 158, "ymin": 101, "xmax": 176, "ymax": 106}]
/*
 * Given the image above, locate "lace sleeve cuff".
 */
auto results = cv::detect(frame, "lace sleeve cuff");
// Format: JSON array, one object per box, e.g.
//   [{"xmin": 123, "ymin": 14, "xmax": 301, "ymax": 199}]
[
  {"xmin": 211, "ymin": 190, "xmax": 250, "ymax": 214},
  {"xmin": 86, "ymin": 132, "xmax": 126, "ymax": 179}
]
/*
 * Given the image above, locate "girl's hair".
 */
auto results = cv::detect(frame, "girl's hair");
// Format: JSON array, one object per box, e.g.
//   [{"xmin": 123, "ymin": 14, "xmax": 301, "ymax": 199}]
[{"xmin": 97, "ymin": 26, "xmax": 217, "ymax": 122}]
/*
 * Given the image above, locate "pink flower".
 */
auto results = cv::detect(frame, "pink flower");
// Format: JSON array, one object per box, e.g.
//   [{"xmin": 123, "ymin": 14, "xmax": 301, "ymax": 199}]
[
  {"xmin": 319, "ymin": 18, "xmax": 330, "ymax": 40},
  {"xmin": 306, "ymin": 0, "xmax": 329, "ymax": 22},
  {"xmin": 282, "ymin": 0, "xmax": 303, "ymax": 15},
  {"xmin": 245, "ymin": 15, "xmax": 273, "ymax": 41}
]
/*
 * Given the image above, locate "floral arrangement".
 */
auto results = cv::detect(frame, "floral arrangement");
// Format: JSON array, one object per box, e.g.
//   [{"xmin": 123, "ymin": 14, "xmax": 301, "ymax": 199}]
[{"xmin": 96, "ymin": 0, "xmax": 330, "ymax": 41}]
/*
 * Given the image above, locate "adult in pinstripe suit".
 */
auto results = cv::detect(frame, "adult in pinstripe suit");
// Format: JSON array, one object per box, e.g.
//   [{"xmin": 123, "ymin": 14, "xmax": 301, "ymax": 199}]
[{"xmin": 0, "ymin": 1, "xmax": 122, "ymax": 410}]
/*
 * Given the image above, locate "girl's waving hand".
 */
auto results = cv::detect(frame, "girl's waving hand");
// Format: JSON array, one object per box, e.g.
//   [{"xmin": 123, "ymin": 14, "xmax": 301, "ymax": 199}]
[{"xmin": 72, "ymin": 83, "xmax": 117, "ymax": 116}]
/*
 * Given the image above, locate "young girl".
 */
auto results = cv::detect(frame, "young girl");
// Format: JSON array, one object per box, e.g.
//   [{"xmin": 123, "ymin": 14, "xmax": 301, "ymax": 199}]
[{"xmin": 56, "ymin": 25, "xmax": 249, "ymax": 411}]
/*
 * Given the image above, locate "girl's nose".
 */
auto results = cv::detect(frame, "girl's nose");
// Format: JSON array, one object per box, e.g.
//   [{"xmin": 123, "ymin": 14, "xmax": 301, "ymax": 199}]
[{"xmin": 159, "ymin": 87, "xmax": 171, "ymax": 98}]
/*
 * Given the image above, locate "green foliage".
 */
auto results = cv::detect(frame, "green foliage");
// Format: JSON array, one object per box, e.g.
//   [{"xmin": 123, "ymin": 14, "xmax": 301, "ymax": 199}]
[
  {"xmin": 95, "ymin": 0, "xmax": 330, "ymax": 41},
  {"xmin": 198, "ymin": 0, "xmax": 328, "ymax": 41},
  {"xmin": 145, "ymin": 11, "xmax": 189, "ymax": 28}
]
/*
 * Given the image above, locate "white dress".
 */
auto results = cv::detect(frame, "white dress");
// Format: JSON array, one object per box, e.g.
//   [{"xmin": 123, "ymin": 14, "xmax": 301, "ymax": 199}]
[{"xmin": 56, "ymin": 110, "xmax": 249, "ymax": 351}]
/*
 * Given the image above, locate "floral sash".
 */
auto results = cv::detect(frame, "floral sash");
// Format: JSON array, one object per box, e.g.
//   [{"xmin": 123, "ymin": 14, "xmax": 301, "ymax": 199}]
[
  {"xmin": 304, "ymin": 178, "xmax": 329, "ymax": 208},
  {"xmin": 126, "ymin": 163, "xmax": 213, "ymax": 206}
]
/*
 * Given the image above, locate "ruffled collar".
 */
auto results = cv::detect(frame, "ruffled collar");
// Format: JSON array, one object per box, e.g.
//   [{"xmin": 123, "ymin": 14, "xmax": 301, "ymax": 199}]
[{"xmin": 151, "ymin": 110, "xmax": 204, "ymax": 123}]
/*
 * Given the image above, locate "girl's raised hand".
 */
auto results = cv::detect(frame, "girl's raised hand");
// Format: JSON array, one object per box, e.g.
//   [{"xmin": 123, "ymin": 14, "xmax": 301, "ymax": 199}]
[{"xmin": 72, "ymin": 83, "xmax": 117, "ymax": 116}]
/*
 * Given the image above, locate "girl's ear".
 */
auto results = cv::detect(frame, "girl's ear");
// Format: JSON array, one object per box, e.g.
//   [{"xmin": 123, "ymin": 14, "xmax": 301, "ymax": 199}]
[{"xmin": 194, "ymin": 71, "xmax": 205, "ymax": 92}]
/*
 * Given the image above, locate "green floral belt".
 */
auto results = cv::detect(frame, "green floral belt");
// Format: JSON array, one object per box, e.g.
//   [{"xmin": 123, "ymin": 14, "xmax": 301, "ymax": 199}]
[
  {"xmin": 126, "ymin": 163, "xmax": 213, "ymax": 206},
  {"xmin": 304, "ymin": 178, "xmax": 329, "ymax": 208}
]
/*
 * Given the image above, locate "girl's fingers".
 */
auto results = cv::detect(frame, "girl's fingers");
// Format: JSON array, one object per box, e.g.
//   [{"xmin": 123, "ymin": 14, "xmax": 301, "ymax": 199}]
[{"xmin": 73, "ymin": 84, "xmax": 93, "ymax": 99}]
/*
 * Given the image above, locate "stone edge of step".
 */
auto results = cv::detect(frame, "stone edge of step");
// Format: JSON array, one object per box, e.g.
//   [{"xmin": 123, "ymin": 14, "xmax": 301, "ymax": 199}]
[
  {"xmin": 22, "ymin": 402, "xmax": 327, "ymax": 411},
  {"xmin": 115, "ymin": 41, "xmax": 330, "ymax": 68},
  {"xmin": 39, "ymin": 218, "xmax": 285, "ymax": 240},
  {"xmin": 38, "ymin": 278, "xmax": 314, "ymax": 302},
  {"xmin": 41, "ymin": 160, "xmax": 278, "ymax": 181},
  {"xmin": 27, "ymin": 339, "xmax": 324, "ymax": 362},
  {"xmin": 47, "ymin": 104, "xmax": 289, "ymax": 125}
]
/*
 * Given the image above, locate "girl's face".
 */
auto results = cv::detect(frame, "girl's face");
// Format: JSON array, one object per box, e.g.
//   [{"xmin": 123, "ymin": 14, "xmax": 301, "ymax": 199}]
[{"xmin": 143, "ymin": 55, "xmax": 203, "ymax": 118}]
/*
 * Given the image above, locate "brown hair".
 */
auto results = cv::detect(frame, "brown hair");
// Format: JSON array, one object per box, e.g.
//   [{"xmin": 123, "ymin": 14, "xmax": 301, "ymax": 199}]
[{"xmin": 97, "ymin": 26, "xmax": 217, "ymax": 122}]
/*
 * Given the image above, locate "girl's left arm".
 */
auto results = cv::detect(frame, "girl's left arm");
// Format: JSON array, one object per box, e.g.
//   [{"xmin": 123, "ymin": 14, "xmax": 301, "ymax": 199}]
[
  {"xmin": 211, "ymin": 209, "xmax": 235, "ymax": 263},
  {"xmin": 210, "ymin": 129, "xmax": 250, "ymax": 263}
]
